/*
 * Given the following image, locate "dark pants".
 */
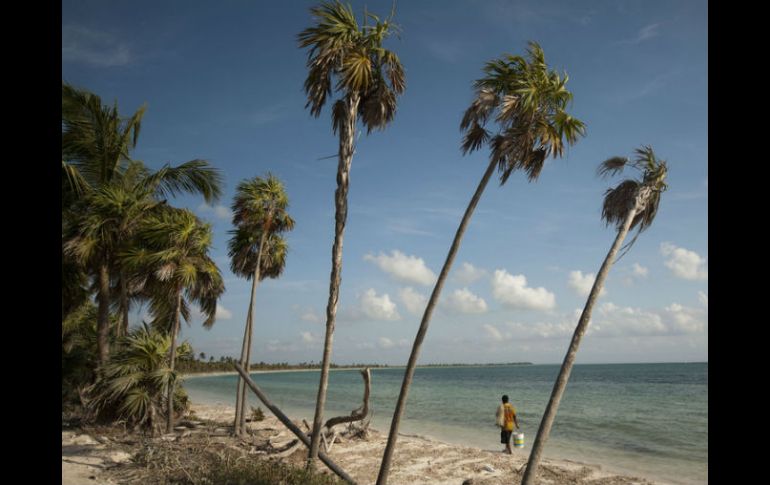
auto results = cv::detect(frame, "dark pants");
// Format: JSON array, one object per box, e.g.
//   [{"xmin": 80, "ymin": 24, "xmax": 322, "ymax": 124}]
[{"xmin": 501, "ymin": 429, "xmax": 512, "ymax": 444}]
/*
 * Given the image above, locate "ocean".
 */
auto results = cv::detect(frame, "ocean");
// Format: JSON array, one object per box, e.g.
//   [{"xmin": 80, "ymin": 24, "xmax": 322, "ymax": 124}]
[{"xmin": 184, "ymin": 362, "xmax": 707, "ymax": 485}]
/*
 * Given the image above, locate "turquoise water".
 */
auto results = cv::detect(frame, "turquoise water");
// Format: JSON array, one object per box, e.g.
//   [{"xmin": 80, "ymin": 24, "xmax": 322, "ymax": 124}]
[{"xmin": 185, "ymin": 362, "xmax": 707, "ymax": 485}]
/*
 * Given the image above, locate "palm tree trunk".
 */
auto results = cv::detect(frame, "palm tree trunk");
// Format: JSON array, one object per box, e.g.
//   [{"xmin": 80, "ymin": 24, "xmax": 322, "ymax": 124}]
[
  {"xmin": 308, "ymin": 92, "xmax": 360, "ymax": 468},
  {"xmin": 166, "ymin": 289, "xmax": 183, "ymax": 434},
  {"xmin": 234, "ymin": 230, "xmax": 267, "ymax": 435},
  {"xmin": 119, "ymin": 271, "xmax": 130, "ymax": 338},
  {"xmin": 375, "ymin": 157, "xmax": 498, "ymax": 485},
  {"xmin": 521, "ymin": 198, "xmax": 642, "ymax": 485},
  {"xmin": 233, "ymin": 273, "xmax": 258, "ymax": 435},
  {"xmin": 96, "ymin": 261, "xmax": 111, "ymax": 367}
]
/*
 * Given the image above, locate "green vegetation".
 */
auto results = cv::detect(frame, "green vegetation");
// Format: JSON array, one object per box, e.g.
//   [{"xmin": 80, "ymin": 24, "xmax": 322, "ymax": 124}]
[{"xmin": 85, "ymin": 324, "xmax": 191, "ymax": 435}]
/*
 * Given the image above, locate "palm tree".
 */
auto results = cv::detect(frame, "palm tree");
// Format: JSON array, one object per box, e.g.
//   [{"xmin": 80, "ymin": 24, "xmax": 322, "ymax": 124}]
[
  {"xmin": 228, "ymin": 175, "xmax": 294, "ymax": 436},
  {"xmin": 376, "ymin": 42, "xmax": 586, "ymax": 485},
  {"xmin": 521, "ymin": 146, "xmax": 668, "ymax": 484},
  {"xmin": 62, "ymin": 82, "xmax": 222, "ymax": 363},
  {"xmin": 86, "ymin": 323, "xmax": 193, "ymax": 436},
  {"xmin": 297, "ymin": 0, "xmax": 405, "ymax": 466},
  {"xmin": 122, "ymin": 208, "xmax": 225, "ymax": 433}
]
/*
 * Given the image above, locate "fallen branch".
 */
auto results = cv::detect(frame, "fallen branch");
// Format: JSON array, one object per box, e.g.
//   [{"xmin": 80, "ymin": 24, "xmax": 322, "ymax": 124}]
[
  {"xmin": 323, "ymin": 368, "xmax": 371, "ymax": 430},
  {"xmin": 233, "ymin": 363, "xmax": 358, "ymax": 485}
]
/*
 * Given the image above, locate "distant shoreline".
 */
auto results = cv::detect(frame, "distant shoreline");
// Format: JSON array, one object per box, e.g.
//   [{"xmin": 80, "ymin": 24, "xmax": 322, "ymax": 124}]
[{"xmin": 181, "ymin": 362, "xmax": 534, "ymax": 378}]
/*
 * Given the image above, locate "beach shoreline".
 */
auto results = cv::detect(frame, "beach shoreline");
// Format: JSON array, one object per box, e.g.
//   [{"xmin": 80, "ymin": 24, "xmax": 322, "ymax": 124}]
[{"xmin": 188, "ymin": 401, "xmax": 668, "ymax": 485}]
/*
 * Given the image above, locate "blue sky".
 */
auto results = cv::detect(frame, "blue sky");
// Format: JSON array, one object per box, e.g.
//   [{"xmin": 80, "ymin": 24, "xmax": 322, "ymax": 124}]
[{"xmin": 63, "ymin": 0, "xmax": 707, "ymax": 365}]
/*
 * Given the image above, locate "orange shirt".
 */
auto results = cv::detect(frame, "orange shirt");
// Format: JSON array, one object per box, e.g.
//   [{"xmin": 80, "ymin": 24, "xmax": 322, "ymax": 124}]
[{"xmin": 503, "ymin": 403, "xmax": 516, "ymax": 431}]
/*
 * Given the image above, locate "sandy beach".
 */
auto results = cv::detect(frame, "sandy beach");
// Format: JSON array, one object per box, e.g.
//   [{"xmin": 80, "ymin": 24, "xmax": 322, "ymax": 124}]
[{"xmin": 63, "ymin": 400, "xmax": 663, "ymax": 485}]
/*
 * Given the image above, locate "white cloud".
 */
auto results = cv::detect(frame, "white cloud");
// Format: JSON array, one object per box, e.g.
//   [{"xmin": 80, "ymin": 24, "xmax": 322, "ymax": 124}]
[
  {"xmin": 446, "ymin": 288, "xmax": 488, "ymax": 314},
  {"xmin": 483, "ymin": 324, "xmax": 504, "ymax": 342},
  {"xmin": 300, "ymin": 310, "xmax": 322, "ymax": 324},
  {"xmin": 453, "ymin": 262, "xmax": 487, "ymax": 285},
  {"xmin": 364, "ymin": 250, "xmax": 436, "ymax": 286},
  {"xmin": 198, "ymin": 203, "xmax": 232, "ymax": 221},
  {"xmin": 491, "ymin": 269, "xmax": 556, "ymax": 311},
  {"xmin": 660, "ymin": 243, "xmax": 708, "ymax": 280},
  {"xmin": 378, "ymin": 337, "xmax": 395, "ymax": 349},
  {"xmin": 567, "ymin": 270, "xmax": 606, "ymax": 297},
  {"xmin": 698, "ymin": 291, "xmax": 708, "ymax": 308},
  {"xmin": 360, "ymin": 289, "xmax": 401, "ymax": 321},
  {"xmin": 631, "ymin": 263, "xmax": 649, "ymax": 278},
  {"xmin": 300, "ymin": 332, "xmax": 319, "ymax": 344},
  {"xmin": 663, "ymin": 303, "xmax": 707, "ymax": 334},
  {"xmin": 62, "ymin": 25, "xmax": 132, "ymax": 67},
  {"xmin": 215, "ymin": 305, "xmax": 233, "ymax": 320},
  {"xmin": 399, "ymin": 287, "xmax": 427, "ymax": 316},
  {"xmin": 506, "ymin": 321, "xmax": 575, "ymax": 340}
]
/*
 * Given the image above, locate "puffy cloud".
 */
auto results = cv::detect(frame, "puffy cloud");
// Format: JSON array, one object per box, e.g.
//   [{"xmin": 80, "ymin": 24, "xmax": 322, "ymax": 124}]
[
  {"xmin": 631, "ymin": 263, "xmax": 649, "ymax": 278},
  {"xmin": 198, "ymin": 203, "xmax": 232, "ymax": 221},
  {"xmin": 215, "ymin": 305, "xmax": 233, "ymax": 320},
  {"xmin": 664, "ymin": 303, "xmax": 706, "ymax": 334},
  {"xmin": 660, "ymin": 243, "xmax": 708, "ymax": 280},
  {"xmin": 491, "ymin": 269, "xmax": 556, "ymax": 311},
  {"xmin": 360, "ymin": 289, "xmax": 401, "ymax": 321},
  {"xmin": 567, "ymin": 270, "xmax": 606, "ymax": 297},
  {"xmin": 364, "ymin": 250, "xmax": 436, "ymax": 285},
  {"xmin": 446, "ymin": 288, "xmax": 488, "ymax": 314},
  {"xmin": 300, "ymin": 310, "xmax": 322, "ymax": 324},
  {"xmin": 399, "ymin": 287, "xmax": 427, "ymax": 316},
  {"xmin": 378, "ymin": 337, "xmax": 394, "ymax": 349},
  {"xmin": 453, "ymin": 262, "xmax": 487, "ymax": 285},
  {"xmin": 698, "ymin": 291, "xmax": 708, "ymax": 308},
  {"xmin": 483, "ymin": 324, "xmax": 504, "ymax": 342},
  {"xmin": 300, "ymin": 332, "xmax": 319, "ymax": 344}
]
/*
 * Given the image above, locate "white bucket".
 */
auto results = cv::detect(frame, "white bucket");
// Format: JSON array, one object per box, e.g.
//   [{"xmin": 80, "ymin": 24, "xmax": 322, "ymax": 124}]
[{"xmin": 513, "ymin": 431, "xmax": 525, "ymax": 448}]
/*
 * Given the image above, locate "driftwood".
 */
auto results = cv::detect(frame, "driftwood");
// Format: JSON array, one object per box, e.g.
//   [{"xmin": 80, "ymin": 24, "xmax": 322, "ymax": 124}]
[
  {"xmin": 232, "ymin": 363, "xmax": 358, "ymax": 485},
  {"xmin": 323, "ymin": 368, "xmax": 371, "ymax": 430}
]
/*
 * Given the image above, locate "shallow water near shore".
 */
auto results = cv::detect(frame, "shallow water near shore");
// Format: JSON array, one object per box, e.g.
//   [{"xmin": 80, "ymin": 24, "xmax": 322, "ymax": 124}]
[{"xmin": 185, "ymin": 362, "xmax": 707, "ymax": 485}]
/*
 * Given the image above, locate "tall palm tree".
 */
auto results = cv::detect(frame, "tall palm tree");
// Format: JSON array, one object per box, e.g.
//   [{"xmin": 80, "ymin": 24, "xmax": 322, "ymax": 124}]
[
  {"xmin": 228, "ymin": 175, "xmax": 294, "ymax": 436},
  {"xmin": 297, "ymin": 0, "xmax": 405, "ymax": 467},
  {"xmin": 62, "ymin": 82, "xmax": 223, "ymax": 363},
  {"xmin": 63, "ymin": 185, "xmax": 162, "ymax": 364},
  {"xmin": 375, "ymin": 42, "xmax": 586, "ymax": 485},
  {"xmin": 522, "ymin": 146, "xmax": 668, "ymax": 485},
  {"xmin": 122, "ymin": 208, "xmax": 225, "ymax": 433}
]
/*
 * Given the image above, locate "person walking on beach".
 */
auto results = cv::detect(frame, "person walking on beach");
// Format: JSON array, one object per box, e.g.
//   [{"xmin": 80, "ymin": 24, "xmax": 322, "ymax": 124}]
[{"xmin": 496, "ymin": 394, "xmax": 520, "ymax": 454}]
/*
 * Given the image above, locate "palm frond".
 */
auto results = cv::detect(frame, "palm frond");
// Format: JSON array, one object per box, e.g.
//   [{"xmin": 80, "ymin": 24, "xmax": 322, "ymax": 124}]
[{"xmin": 597, "ymin": 156, "xmax": 629, "ymax": 179}]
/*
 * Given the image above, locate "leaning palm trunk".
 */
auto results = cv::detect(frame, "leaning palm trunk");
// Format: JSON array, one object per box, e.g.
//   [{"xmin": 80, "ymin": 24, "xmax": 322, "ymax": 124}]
[
  {"xmin": 376, "ymin": 157, "xmax": 498, "ymax": 485},
  {"xmin": 521, "ymin": 191, "xmax": 647, "ymax": 485},
  {"xmin": 233, "ymin": 231, "xmax": 266, "ymax": 435},
  {"xmin": 308, "ymin": 93, "xmax": 360, "ymax": 467},
  {"xmin": 166, "ymin": 289, "xmax": 183, "ymax": 434}
]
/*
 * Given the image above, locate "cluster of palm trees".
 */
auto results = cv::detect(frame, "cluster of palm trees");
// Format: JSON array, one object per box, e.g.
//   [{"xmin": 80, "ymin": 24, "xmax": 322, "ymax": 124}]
[
  {"xmin": 61, "ymin": 82, "xmax": 226, "ymax": 434},
  {"xmin": 62, "ymin": 0, "xmax": 671, "ymax": 482}
]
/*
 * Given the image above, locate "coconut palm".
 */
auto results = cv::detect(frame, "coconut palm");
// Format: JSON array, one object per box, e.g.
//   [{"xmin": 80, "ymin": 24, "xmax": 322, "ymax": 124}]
[
  {"xmin": 122, "ymin": 208, "xmax": 225, "ymax": 433},
  {"xmin": 376, "ymin": 42, "xmax": 585, "ymax": 485},
  {"xmin": 228, "ymin": 175, "xmax": 294, "ymax": 436},
  {"xmin": 62, "ymin": 83, "xmax": 223, "ymax": 362},
  {"xmin": 521, "ymin": 146, "xmax": 668, "ymax": 484},
  {"xmin": 297, "ymin": 0, "xmax": 405, "ymax": 466}
]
